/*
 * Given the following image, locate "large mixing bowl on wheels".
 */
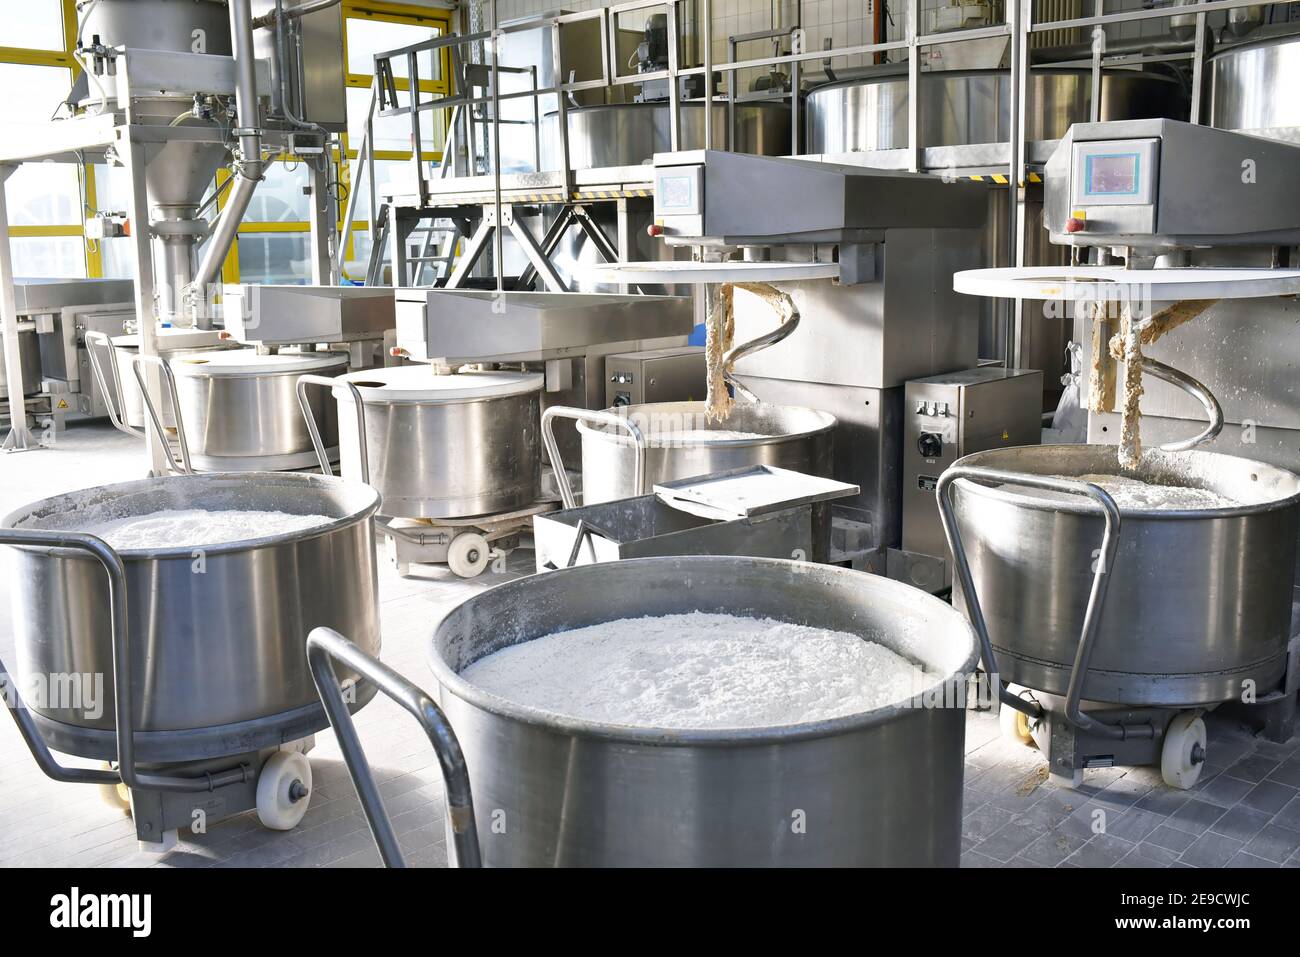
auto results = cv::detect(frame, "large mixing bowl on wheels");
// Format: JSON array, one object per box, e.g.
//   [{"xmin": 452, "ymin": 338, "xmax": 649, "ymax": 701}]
[
  {"xmin": 419, "ymin": 556, "xmax": 977, "ymax": 867},
  {"xmin": 166, "ymin": 348, "xmax": 348, "ymax": 472},
  {"xmin": 1, "ymin": 472, "xmax": 382, "ymax": 840},
  {"xmin": 331, "ymin": 366, "xmax": 544, "ymax": 519},
  {"xmin": 944, "ymin": 445, "xmax": 1300, "ymax": 707},
  {"xmin": 2, "ymin": 472, "xmax": 382, "ymax": 762},
  {"xmin": 939, "ymin": 444, "xmax": 1300, "ymax": 789}
]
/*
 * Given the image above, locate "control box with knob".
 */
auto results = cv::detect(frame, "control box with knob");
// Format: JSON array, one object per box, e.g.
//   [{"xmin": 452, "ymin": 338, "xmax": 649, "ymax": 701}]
[
  {"xmin": 889, "ymin": 366, "xmax": 1043, "ymax": 591},
  {"xmin": 602, "ymin": 346, "xmax": 705, "ymax": 408}
]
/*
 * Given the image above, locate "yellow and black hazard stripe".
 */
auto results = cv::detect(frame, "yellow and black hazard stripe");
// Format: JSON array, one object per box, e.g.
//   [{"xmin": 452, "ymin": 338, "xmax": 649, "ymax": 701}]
[
  {"xmin": 571, "ymin": 187, "xmax": 653, "ymax": 201},
  {"xmin": 962, "ymin": 171, "xmax": 1043, "ymax": 185}
]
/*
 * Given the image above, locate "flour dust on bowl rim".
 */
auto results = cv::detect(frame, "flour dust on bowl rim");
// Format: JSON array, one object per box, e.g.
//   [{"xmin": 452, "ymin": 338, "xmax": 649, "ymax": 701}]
[
  {"xmin": 2, "ymin": 471, "xmax": 382, "ymax": 763},
  {"xmin": 428, "ymin": 555, "xmax": 979, "ymax": 867}
]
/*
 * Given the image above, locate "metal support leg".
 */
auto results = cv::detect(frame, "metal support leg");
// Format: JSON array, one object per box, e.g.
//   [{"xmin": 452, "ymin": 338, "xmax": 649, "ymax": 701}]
[
  {"xmin": 573, "ymin": 205, "xmax": 620, "ymax": 264},
  {"xmin": 387, "ymin": 207, "xmax": 419, "ymax": 287},
  {"xmin": 0, "ymin": 164, "xmax": 34, "ymax": 451},
  {"xmin": 444, "ymin": 214, "xmax": 496, "ymax": 289},
  {"xmin": 118, "ymin": 135, "xmax": 169, "ymax": 475},
  {"xmin": 518, "ymin": 206, "xmax": 576, "ymax": 290},
  {"xmin": 307, "ymin": 627, "xmax": 481, "ymax": 868},
  {"xmin": 505, "ymin": 208, "xmax": 568, "ymax": 293}
]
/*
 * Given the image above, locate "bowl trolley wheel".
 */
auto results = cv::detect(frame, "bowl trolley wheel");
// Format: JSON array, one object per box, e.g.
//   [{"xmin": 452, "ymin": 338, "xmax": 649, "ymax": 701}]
[
  {"xmin": 256, "ymin": 750, "xmax": 314, "ymax": 830},
  {"xmin": 1160, "ymin": 711, "xmax": 1208, "ymax": 790}
]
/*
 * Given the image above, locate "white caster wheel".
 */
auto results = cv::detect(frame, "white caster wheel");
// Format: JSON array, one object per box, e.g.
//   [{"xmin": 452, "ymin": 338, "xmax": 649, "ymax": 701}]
[
  {"xmin": 256, "ymin": 751, "xmax": 313, "ymax": 830},
  {"xmin": 998, "ymin": 685, "xmax": 1037, "ymax": 748},
  {"xmin": 447, "ymin": 532, "xmax": 491, "ymax": 578},
  {"xmin": 97, "ymin": 762, "xmax": 131, "ymax": 815},
  {"xmin": 1161, "ymin": 712, "xmax": 1207, "ymax": 790}
]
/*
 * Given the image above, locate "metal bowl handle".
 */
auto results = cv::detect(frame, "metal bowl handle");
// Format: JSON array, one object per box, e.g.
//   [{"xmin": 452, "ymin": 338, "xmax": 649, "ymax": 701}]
[
  {"xmin": 307, "ymin": 627, "xmax": 481, "ymax": 868},
  {"xmin": 936, "ymin": 465, "xmax": 1125, "ymax": 737},
  {"xmin": 541, "ymin": 406, "xmax": 646, "ymax": 510},
  {"xmin": 83, "ymin": 331, "xmax": 144, "ymax": 439},
  {"xmin": 295, "ymin": 373, "xmax": 368, "ymax": 482},
  {"xmin": 130, "ymin": 353, "xmax": 193, "ymax": 474},
  {"xmin": 0, "ymin": 529, "xmax": 255, "ymax": 795}
]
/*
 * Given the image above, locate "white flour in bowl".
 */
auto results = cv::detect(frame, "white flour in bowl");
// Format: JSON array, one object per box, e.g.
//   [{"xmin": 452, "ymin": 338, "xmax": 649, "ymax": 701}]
[
  {"xmin": 999, "ymin": 473, "xmax": 1241, "ymax": 510},
  {"xmin": 85, "ymin": 509, "xmax": 334, "ymax": 550},
  {"xmin": 461, "ymin": 611, "xmax": 940, "ymax": 729},
  {"xmin": 1069, "ymin": 473, "xmax": 1240, "ymax": 509}
]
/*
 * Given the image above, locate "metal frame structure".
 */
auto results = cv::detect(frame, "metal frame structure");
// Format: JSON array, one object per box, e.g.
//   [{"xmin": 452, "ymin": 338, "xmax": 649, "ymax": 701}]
[
  {"xmin": 360, "ymin": 0, "xmax": 1300, "ymax": 342},
  {"xmin": 0, "ymin": 68, "xmax": 333, "ymax": 459}
]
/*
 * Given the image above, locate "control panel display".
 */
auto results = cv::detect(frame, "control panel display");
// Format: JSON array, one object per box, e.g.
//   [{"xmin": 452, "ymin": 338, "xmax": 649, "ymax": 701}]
[
  {"xmin": 1084, "ymin": 153, "xmax": 1140, "ymax": 196},
  {"xmin": 656, "ymin": 170, "xmax": 700, "ymax": 212},
  {"xmin": 660, "ymin": 175, "xmax": 693, "ymax": 209},
  {"xmin": 1069, "ymin": 137, "xmax": 1159, "ymax": 208}
]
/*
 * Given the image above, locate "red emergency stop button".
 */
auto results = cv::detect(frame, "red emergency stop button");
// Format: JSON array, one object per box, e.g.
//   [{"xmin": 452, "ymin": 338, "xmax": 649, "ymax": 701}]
[
  {"xmin": 646, "ymin": 224, "xmax": 664, "ymax": 237},
  {"xmin": 1066, "ymin": 217, "xmax": 1086, "ymax": 233}
]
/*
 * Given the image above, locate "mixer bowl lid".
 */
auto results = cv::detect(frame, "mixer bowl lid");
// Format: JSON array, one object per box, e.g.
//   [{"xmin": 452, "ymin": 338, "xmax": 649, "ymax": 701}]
[
  {"xmin": 336, "ymin": 366, "xmax": 544, "ymax": 403},
  {"xmin": 168, "ymin": 348, "xmax": 349, "ymax": 377},
  {"xmin": 111, "ymin": 327, "xmax": 235, "ymax": 354}
]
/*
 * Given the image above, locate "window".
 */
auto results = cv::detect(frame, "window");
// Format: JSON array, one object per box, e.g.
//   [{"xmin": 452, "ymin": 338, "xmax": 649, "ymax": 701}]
[
  {"xmin": 1, "ymin": 18, "xmax": 88, "ymax": 277},
  {"xmin": 2, "ymin": 1, "xmax": 452, "ymax": 286},
  {"xmin": 0, "ymin": 0, "xmax": 67, "ymax": 51},
  {"xmin": 339, "ymin": 3, "xmax": 452, "ymax": 282}
]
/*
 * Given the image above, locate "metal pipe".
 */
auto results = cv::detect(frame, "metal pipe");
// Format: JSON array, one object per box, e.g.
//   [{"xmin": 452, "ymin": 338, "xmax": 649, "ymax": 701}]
[
  {"xmin": 191, "ymin": 0, "xmax": 265, "ymax": 310},
  {"xmin": 541, "ymin": 406, "xmax": 646, "ymax": 510},
  {"xmin": 296, "ymin": 374, "xmax": 367, "ymax": 479},
  {"xmin": 250, "ymin": 0, "xmax": 341, "ymax": 30},
  {"xmin": 307, "ymin": 627, "xmax": 482, "ymax": 868}
]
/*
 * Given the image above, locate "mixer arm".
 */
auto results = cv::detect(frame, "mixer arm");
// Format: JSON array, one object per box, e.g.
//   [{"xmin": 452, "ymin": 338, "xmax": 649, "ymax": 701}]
[
  {"xmin": 83, "ymin": 331, "xmax": 145, "ymax": 440},
  {"xmin": 307, "ymin": 627, "xmax": 482, "ymax": 869},
  {"xmin": 541, "ymin": 406, "xmax": 647, "ymax": 510},
  {"xmin": 1139, "ymin": 356, "xmax": 1225, "ymax": 453},
  {"xmin": 0, "ymin": 530, "xmax": 256, "ymax": 796},
  {"xmin": 937, "ymin": 467, "xmax": 1124, "ymax": 733},
  {"xmin": 296, "ymin": 374, "xmax": 368, "ymax": 481},
  {"xmin": 720, "ymin": 287, "xmax": 802, "ymax": 404},
  {"xmin": 130, "ymin": 353, "xmax": 194, "ymax": 474}
]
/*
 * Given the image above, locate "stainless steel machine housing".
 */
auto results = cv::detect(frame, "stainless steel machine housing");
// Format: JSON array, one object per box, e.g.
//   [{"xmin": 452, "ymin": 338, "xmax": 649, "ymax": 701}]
[
  {"xmin": 893, "ymin": 366, "xmax": 1043, "ymax": 590},
  {"xmin": 650, "ymin": 149, "xmax": 987, "ymax": 562}
]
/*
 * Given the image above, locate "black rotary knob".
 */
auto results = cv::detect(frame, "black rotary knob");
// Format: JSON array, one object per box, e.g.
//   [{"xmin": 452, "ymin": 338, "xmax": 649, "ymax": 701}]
[{"xmin": 917, "ymin": 432, "xmax": 943, "ymax": 459}]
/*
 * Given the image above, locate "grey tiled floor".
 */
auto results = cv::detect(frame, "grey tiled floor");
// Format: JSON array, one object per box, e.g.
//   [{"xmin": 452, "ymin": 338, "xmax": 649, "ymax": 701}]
[{"xmin": 2, "ymin": 423, "xmax": 1299, "ymax": 867}]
